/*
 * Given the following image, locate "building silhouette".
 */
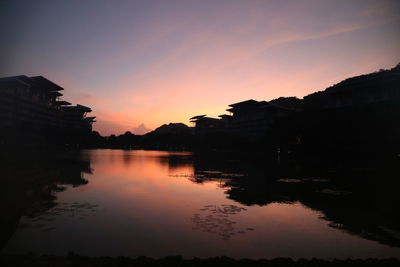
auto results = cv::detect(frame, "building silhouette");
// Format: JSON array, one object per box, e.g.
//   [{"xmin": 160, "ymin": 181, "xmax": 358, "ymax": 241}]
[
  {"xmin": 61, "ymin": 104, "xmax": 95, "ymax": 131},
  {"xmin": 189, "ymin": 115, "xmax": 223, "ymax": 136},
  {"xmin": 191, "ymin": 99, "xmax": 298, "ymax": 137},
  {"xmin": 222, "ymin": 99, "xmax": 298, "ymax": 136},
  {"xmin": 0, "ymin": 75, "xmax": 95, "ymax": 145}
]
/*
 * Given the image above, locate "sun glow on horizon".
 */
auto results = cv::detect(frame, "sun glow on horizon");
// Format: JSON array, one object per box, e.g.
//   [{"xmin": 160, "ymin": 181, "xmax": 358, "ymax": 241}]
[{"xmin": 1, "ymin": 0, "xmax": 399, "ymax": 135}]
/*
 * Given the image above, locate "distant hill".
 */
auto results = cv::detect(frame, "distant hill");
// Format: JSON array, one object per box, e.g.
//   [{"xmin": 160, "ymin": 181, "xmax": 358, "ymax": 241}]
[
  {"xmin": 303, "ymin": 63, "xmax": 400, "ymax": 108},
  {"xmin": 146, "ymin": 123, "xmax": 193, "ymax": 136},
  {"xmin": 141, "ymin": 123, "xmax": 194, "ymax": 150},
  {"xmin": 265, "ymin": 63, "xmax": 400, "ymax": 111},
  {"xmin": 324, "ymin": 63, "xmax": 400, "ymax": 94},
  {"xmin": 269, "ymin": 97, "xmax": 303, "ymax": 109}
]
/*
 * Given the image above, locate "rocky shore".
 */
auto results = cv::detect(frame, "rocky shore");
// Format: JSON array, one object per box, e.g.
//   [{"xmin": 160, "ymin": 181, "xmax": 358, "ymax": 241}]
[{"xmin": 1, "ymin": 254, "xmax": 399, "ymax": 267}]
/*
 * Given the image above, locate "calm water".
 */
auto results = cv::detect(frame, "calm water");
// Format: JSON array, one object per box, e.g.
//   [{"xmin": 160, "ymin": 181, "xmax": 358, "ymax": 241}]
[{"xmin": 1, "ymin": 149, "xmax": 400, "ymax": 259}]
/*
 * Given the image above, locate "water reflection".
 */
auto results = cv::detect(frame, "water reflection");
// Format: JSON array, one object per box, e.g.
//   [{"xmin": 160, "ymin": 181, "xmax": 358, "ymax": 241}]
[
  {"xmin": 21, "ymin": 201, "xmax": 99, "ymax": 232},
  {"xmin": 192, "ymin": 204, "xmax": 253, "ymax": 241},
  {"xmin": 0, "ymin": 152, "xmax": 92, "ymax": 250},
  {"xmin": 186, "ymin": 152, "xmax": 400, "ymax": 248},
  {"xmin": 1, "ymin": 149, "xmax": 399, "ymax": 258}
]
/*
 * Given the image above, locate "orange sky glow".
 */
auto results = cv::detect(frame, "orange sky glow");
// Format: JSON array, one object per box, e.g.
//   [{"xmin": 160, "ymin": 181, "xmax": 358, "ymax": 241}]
[{"xmin": 1, "ymin": 0, "xmax": 400, "ymax": 135}]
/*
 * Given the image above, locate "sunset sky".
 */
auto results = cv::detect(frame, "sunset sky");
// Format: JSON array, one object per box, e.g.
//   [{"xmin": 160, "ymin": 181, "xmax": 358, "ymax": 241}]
[{"xmin": 1, "ymin": 0, "xmax": 399, "ymax": 135}]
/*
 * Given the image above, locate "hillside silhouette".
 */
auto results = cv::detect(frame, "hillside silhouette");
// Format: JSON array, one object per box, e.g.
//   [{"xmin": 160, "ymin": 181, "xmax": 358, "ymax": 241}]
[
  {"xmin": 2, "ymin": 63, "xmax": 398, "ymax": 156},
  {"xmin": 99, "ymin": 63, "xmax": 400, "ymax": 157}
]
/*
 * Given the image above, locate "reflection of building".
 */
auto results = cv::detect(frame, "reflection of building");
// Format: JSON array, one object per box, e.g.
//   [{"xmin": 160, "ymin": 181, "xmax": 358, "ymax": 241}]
[
  {"xmin": 0, "ymin": 153, "xmax": 92, "ymax": 250},
  {"xmin": 190, "ymin": 115, "xmax": 223, "ymax": 136},
  {"xmin": 189, "ymin": 152, "xmax": 400, "ymax": 247},
  {"xmin": 0, "ymin": 75, "xmax": 95, "ymax": 132}
]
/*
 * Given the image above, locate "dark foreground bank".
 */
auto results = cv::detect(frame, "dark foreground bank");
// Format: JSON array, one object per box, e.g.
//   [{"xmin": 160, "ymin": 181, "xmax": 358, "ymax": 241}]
[{"xmin": 1, "ymin": 254, "xmax": 400, "ymax": 267}]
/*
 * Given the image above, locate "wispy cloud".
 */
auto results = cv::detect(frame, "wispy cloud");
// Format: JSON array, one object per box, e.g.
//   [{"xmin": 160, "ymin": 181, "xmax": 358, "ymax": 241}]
[{"xmin": 3, "ymin": 0, "xmax": 400, "ymax": 135}]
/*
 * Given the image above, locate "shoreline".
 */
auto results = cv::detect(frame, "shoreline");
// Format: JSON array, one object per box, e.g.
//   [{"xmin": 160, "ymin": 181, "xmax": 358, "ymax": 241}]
[{"xmin": 1, "ymin": 253, "xmax": 400, "ymax": 267}]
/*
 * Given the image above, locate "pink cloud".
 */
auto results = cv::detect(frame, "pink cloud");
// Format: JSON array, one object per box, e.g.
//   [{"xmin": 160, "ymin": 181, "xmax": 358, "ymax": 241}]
[{"xmin": 41, "ymin": 1, "xmax": 400, "ymax": 136}]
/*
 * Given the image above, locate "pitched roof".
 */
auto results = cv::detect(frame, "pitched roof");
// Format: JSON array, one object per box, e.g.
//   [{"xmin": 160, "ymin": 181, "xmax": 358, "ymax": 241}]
[
  {"xmin": 30, "ymin": 76, "xmax": 64, "ymax": 91},
  {"xmin": 228, "ymin": 99, "xmax": 258, "ymax": 108}
]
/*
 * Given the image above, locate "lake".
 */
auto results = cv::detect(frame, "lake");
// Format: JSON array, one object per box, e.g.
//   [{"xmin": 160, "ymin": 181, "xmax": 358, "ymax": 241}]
[{"xmin": 1, "ymin": 149, "xmax": 399, "ymax": 259}]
